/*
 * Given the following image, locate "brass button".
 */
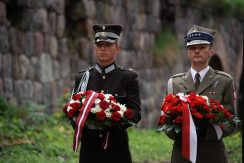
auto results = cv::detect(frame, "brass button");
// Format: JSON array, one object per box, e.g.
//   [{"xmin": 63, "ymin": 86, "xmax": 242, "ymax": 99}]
[
  {"xmin": 99, "ymin": 134, "xmax": 103, "ymax": 138},
  {"xmin": 115, "ymin": 94, "xmax": 118, "ymax": 96},
  {"xmin": 102, "ymin": 76, "xmax": 106, "ymax": 79}
]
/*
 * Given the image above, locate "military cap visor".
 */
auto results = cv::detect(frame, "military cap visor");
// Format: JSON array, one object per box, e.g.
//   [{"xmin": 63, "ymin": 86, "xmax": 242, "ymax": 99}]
[
  {"xmin": 93, "ymin": 24, "xmax": 122, "ymax": 43},
  {"xmin": 186, "ymin": 32, "xmax": 214, "ymax": 46},
  {"xmin": 185, "ymin": 25, "xmax": 216, "ymax": 46},
  {"xmin": 95, "ymin": 32, "xmax": 119, "ymax": 43}
]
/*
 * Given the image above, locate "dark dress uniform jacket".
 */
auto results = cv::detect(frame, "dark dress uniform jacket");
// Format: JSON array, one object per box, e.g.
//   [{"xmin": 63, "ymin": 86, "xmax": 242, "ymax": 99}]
[
  {"xmin": 167, "ymin": 67, "xmax": 236, "ymax": 163},
  {"xmin": 73, "ymin": 63, "xmax": 141, "ymax": 163}
]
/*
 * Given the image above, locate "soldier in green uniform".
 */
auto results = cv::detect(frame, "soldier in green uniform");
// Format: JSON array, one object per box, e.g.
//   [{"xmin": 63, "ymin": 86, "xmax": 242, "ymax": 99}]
[
  {"xmin": 166, "ymin": 25, "xmax": 236, "ymax": 163},
  {"xmin": 72, "ymin": 24, "xmax": 141, "ymax": 163}
]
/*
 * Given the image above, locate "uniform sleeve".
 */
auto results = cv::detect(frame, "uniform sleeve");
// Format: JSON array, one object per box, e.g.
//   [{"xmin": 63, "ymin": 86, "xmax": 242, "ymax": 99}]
[
  {"xmin": 222, "ymin": 77, "xmax": 236, "ymax": 114},
  {"xmin": 221, "ymin": 77, "xmax": 237, "ymax": 137},
  {"xmin": 165, "ymin": 78, "xmax": 181, "ymax": 140},
  {"xmin": 73, "ymin": 74, "xmax": 80, "ymax": 93},
  {"xmin": 72, "ymin": 72, "xmax": 84, "ymax": 94},
  {"xmin": 203, "ymin": 77, "xmax": 237, "ymax": 140},
  {"xmin": 113, "ymin": 71, "xmax": 141, "ymax": 130},
  {"xmin": 70, "ymin": 73, "xmax": 83, "ymax": 130},
  {"xmin": 126, "ymin": 72, "xmax": 141, "ymax": 124}
]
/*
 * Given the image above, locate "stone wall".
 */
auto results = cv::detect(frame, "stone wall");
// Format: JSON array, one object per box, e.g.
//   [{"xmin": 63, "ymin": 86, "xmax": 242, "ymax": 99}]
[
  {"xmin": 0, "ymin": 0, "xmax": 243, "ymax": 128},
  {"xmin": 0, "ymin": 0, "xmax": 69, "ymax": 113}
]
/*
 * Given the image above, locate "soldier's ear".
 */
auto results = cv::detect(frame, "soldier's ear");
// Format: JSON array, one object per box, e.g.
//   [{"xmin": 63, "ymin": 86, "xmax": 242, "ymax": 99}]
[
  {"xmin": 115, "ymin": 43, "xmax": 121, "ymax": 52},
  {"xmin": 209, "ymin": 49, "xmax": 214, "ymax": 57},
  {"xmin": 187, "ymin": 51, "xmax": 190, "ymax": 58}
]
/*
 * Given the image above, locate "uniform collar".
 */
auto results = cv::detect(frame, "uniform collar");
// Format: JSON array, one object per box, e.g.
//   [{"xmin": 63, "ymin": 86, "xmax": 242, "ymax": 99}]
[
  {"xmin": 95, "ymin": 63, "xmax": 116, "ymax": 74},
  {"xmin": 191, "ymin": 66, "xmax": 209, "ymax": 82}
]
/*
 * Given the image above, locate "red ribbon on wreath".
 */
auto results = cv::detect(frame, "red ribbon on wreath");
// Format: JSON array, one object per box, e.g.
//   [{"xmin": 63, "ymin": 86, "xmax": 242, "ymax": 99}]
[
  {"xmin": 180, "ymin": 95, "xmax": 197, "ymax": 163},
  {"xmin": 73, "ymin": 91, "xmax": 99, "ymax": 151}
]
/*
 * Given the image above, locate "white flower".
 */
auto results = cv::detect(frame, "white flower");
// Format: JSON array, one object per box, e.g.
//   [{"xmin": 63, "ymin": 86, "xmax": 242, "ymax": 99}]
[
  {"xmin": 111, "ymin": 100, "xmax": 117, "ymax": 105},
  {"xmin": 104, "ymin": 94, "xmax": 111, "ymax": 100},
  {"xmin": 69, "ymin": 99, "xmax": 81, "ymax": 104},
  {"xmin": 94, "ymin": 99, "xmax": 101, "ymax": 104},
  {"xmin": 202, "ymin": 96, "xmax": 210, "ymax": 105},
  {"xmin": 69, "ymin": 99, "xmax": 75, "ymax": 104},
  {"xmin": 67, "ymin": 106, "xmax": 73, "ymax": 113},
  {"xmin": 95, "ymin": 104, "xmax": 101, "ymax": 110},
  {"xmin": 176, "ymin": 93, "xmax": 185, "ymax": 97},
  {"xmin": 119, "ymin": 104, "xmax": 127, "ymax": 112},
  {"xmin": 90, "ymin": 107, "xmax": 102, "ymax": 114},
  {"xmin": 105, "ymin": 109, "xmax": 112, "ymax": 118},
  {"xmin": 161, "ymin": 111, "xmax": 165, "ymax": 116},
  {"xmin": 82, "ymin": 98, "xmax": 85, "ymax": 103},
  {"xmin": 118, "ymin": 111, "xmax": 124, "ymax": 116}
]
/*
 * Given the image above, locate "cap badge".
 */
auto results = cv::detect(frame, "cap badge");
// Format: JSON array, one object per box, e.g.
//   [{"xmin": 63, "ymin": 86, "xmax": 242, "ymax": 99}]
[
  {"xmin": 102, "ymin": 26, "xmax": 105, "ymax": 30},
  {"xmin": 192, "ymin": 25, "xmax": 197, "ymax": 32},
  {"xmin": 101, "ymin": 32, "xmax": 106, "ymax": 38}
]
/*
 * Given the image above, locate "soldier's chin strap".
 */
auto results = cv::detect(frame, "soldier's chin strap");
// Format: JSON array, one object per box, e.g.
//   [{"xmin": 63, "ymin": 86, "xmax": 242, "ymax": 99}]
[{"xmin": 71, "ymin": 70, "xmax": 90, "ymax": 99}]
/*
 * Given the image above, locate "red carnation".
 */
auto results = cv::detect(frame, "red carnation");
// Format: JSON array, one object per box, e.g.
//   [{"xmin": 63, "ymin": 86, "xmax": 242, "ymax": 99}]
[
  {"xmin": 165, "ymin": 94, "xmax": 174, "ymax": 102},
  {"xmin": 67, "ymin": 108, "xmax": 75, "ymax": 119},
  {"xmin": 206, "ymin": 113, "xmax": 215, "ymax": 119},
  {"xmin": 158, "ymin": 115, "xmax": 167, "ymax": 125},
  {"xmin": 73, "ymin": 92, "xmax": 84, "ymax": 101},
  {"xmin": 172, "ymin": 96, "xmax": 180, "ymax": 104},
  {"xmin": 190, "ymin": 102, "xmax": 196, "ymax": 108},
  {"xmin": 224, "ymin": 110, "xmax": 232, "ymax": 118},
  {"xmin": 124, "ymin": 109, "xmax": 134, "ymax": 120},
  {"xmin": 63, "ymin": 103, "xmax": 68, "ymax": 114},
  {"xmin": 219, "ymin": 124, "xmax": 224, "ymax": 130},
  {"xmin": 203, "ymin": 105, "xmax": 210, "ymax": 112},
  {"xmin": 98, "ymin": 93, "xmax": 105, "ymax": 100},
  {"xmin": 112, "ymin": 104, "xmax": 120, "ymax": 111},
  {"xmin": 174, "ymin": 116, "xmax": 183, "ymax": 123},
  {"xmin": 96, "ymin": 110, "xmax": 106, "ymax": 121},
  {"xmin": 111, "ymin": 112, "xmax": 121, "ymax": 121},
  {"xmin": 193, "ymin": 111, "xmax": 203, "ymax": 119},
  {"xmin": 188, "ymin": 92, "xmax": 196, "ymax": 97},
  {"xmin": 99, "ymin": 100, "xmax": 110, "ymax": 109},
  {"xmin": 84, "ymin": 90, "xmax": 90, "ymax": 96},
  {"xmin": 109, "ymin": 95, "xmax": 117, "ymax": 102},
  {"xmin": 69, "ymin": 101, "xmax": 81, "ymax": 109}
]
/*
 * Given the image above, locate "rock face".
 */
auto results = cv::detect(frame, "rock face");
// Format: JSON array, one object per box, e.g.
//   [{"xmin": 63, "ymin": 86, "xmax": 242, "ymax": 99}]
[{"xmin": 0, "ymin": 0, "xmax": 242, "ymax": 128}]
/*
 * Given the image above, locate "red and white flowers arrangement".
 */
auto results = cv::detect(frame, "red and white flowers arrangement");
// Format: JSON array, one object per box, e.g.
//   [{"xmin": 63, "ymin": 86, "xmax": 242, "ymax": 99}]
[
  {"xmin": 157, "ymin": 92, "xmax": 238, "ymax": 133},
  {"xmin": 63, "ymin": 90, "xmax": 135, "ymax": 129},
  {"xmin": 63, "ymin": 90, "xmax": 136, "ymax": 151},
  {"xmin": 157, "ymin": 92, "xmax": 239, "ymax": 163}
]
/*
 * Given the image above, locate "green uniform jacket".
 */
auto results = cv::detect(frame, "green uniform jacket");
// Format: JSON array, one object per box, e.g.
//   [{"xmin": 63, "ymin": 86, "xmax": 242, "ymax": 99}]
[{"xmin": 167, "ymin": 67, "xmax": 236, "ymax": 163}]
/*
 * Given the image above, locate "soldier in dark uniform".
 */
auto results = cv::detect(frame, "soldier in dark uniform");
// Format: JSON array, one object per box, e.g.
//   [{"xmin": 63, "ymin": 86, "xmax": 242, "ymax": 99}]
[
  {"xmin": 166, "ymin": 25, "xmax": 236, "ymax": 163},
  {"xmin": 72, "ymin": 24, "xmax": 141, "ymax": 163}
]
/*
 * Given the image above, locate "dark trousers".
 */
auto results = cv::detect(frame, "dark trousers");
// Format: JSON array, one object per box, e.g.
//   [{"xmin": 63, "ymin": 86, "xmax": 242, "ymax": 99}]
[{"xmin": 79, "ymin": 127, "xmax": 132, "ymax": 163}]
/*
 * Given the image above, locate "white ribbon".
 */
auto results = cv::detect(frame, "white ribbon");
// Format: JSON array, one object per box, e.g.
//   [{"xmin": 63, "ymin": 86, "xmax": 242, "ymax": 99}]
[{"xmin": 213, "ymin": 124, "xmax": 223, "ymax": 140}]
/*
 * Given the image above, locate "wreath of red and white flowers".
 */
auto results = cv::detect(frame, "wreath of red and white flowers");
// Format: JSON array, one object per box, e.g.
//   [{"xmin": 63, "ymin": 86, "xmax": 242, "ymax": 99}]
[
  {"xmin": 157, "ymin": 92, "xmax": 238, "ymax": 133},
  {"xmin": 63, "ymin": 90, "xmax": 135, "ymax": 128},
  {"xmin": 62, "ymin": 90, "xmax": 135, "ymax": 151},
  {"xmin": 157, "ymin": 92, "xmax": 239, "ymax": 163}
]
